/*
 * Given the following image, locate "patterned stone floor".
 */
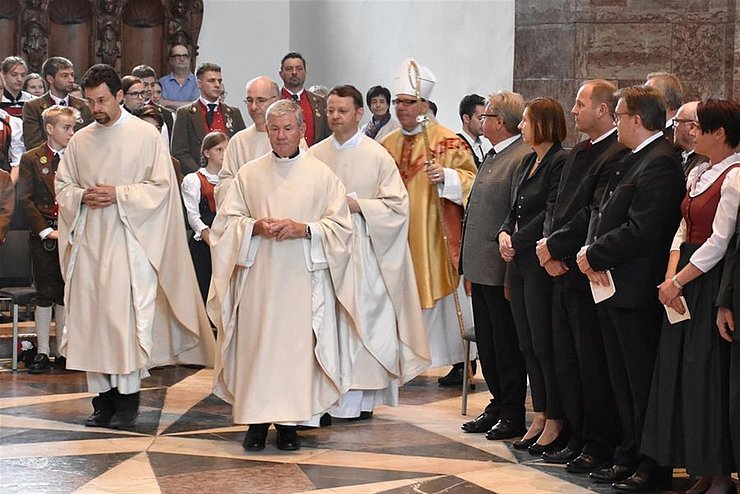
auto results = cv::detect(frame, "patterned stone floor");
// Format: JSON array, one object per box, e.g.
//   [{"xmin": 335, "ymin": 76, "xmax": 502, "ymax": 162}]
[{"xmin": 0, "ymin": 365, "xmax": 716, "ymax": 493}]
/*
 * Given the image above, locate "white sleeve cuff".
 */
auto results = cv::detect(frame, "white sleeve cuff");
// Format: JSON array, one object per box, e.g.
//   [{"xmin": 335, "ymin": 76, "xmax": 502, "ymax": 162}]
[{"xmin": 438, "ymin": 168, "xmax": 463, "ymax": 205}]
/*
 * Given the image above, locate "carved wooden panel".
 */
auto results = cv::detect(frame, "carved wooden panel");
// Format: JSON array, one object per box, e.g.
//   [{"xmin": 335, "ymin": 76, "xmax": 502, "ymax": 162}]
[{"xmin": 1, "ymin": 0, "xmax": 202, "ymax": 78}]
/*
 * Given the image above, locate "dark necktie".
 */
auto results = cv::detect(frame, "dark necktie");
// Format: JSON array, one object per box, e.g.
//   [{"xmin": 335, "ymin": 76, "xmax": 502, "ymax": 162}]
[
  {"xmin": 291, "ymin": 93, "xmax": 299, "ymax": 102},
  {"xmin": 206, "ymin": 103, "xmax": 217, "ymax": 127},
  {"xmin": 51, "ymin": 153, "xmax": 60, "ymax": 173},
  {"xmin": 57, "ymin": 100, "xmax": 67, "ymax": 107}
]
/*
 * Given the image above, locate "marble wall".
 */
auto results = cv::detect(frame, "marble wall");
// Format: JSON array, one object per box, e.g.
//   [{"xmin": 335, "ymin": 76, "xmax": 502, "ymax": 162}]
[{"xmin": 513, "ymin": 0, "xmax": 738, "ymax": 144}]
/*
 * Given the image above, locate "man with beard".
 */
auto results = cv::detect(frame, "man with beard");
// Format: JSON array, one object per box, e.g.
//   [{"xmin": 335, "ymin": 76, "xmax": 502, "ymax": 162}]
[{"xmin": 55, "ymin": 64, "xmax": 214, "ymax": 430}]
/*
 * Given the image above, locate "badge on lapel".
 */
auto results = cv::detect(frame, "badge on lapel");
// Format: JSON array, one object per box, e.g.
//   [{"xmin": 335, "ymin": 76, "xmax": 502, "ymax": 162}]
[{"xmin": 40, "ymin": 156, "xmax": 47, "ymax": 164}]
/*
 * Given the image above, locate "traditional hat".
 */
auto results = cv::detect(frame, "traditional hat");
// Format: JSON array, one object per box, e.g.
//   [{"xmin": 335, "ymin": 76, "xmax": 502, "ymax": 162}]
[{"xmin": 393, "ymin": 58, "xmax": 436, "ymax": 100}]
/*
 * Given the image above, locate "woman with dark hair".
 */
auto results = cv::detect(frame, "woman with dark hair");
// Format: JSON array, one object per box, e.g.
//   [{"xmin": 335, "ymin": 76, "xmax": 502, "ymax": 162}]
[
  {"xmin": 498, "ymin": 97, "xmax": 568, "ymax": 455},
  {"xmin": 643, "ymin": 98, "xmax": 740, "ymax": 494},
  {"xmin": 361, "ymin": 85, "xmax": 400, "ymax": 142},
  {"xmin": 121, "ymin": 75, "xmax": 146, "ymax": 113},
  {"xmin": 181, "ymin": 131, "xmax": 228, "ymax": 303}
]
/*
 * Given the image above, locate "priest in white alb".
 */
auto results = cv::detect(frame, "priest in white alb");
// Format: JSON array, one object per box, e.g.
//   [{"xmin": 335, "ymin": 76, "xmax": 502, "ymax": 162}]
[
  {"xmin": 55, "ymin": 64, "xmax": 215, "ymax": 430},
  {"xmin": 310, "ymin": 85, "xmax": 430, "ymax": 420},
  {"xmin": 208, "ymin": 99, "xmax": 356, "ymax": 451},
  {"xmin": 215, "ymin": 76, "xmax": 277, "ymax": 205}
]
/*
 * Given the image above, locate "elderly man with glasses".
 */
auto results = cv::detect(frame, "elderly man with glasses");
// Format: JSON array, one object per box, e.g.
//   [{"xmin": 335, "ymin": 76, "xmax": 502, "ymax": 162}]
[
  {"xmin": 381, "ymin": 58, "xmax": 477, "ymax": 385},
  {"xmin": 215, "ymin": 76, "xmax": 293, "ymax": 204}
]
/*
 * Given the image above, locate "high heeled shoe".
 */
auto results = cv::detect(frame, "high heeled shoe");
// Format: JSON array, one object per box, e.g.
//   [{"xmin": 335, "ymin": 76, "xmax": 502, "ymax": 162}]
[
  {"xmin": 527, "ymin": 430, "xmax": 568, "ymax": 456},
  {"xmin": 512, "ymin": 432, "xmax": 541, "ymax": 450}
]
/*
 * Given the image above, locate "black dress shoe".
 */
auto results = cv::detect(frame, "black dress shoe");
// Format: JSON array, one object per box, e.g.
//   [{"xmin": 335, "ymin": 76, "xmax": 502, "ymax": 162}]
[
  {"xmin": 85, "ymin": 391, "xmax": 116, "ymax": 427},
  {"xmin": 28, "ymin": 353, "xmax": 51, "ymax": 374},
  {"xmin": 108, "ymin": 410, "xmax": 138, "ymax": 429},
  {"xmin": 320, "ymin": 412, "xmax": 333, "ymax": 425},
  {"xmin": 108, "ymin": 391, "xmax": 139, "ymax": 429},
  {"xmin": 589, "ymin": 464, "xmax": 635, "ymax": 484},
  {"xmin": 485, "ymin": 418, "xmax": 526, "ymax": 440},
  {"xmin": 438, "ymin": 366, "xmax": 464, "ymax": 387},
  {"xmin": 356, "ymin": 411, "xmax": 373, "ymax": 420},
  {"xmin": 85, "ymin": 409, "xmax": 114, "ymax": 427},
  {"xmin": 53, "ymin": 356, "xmax": 67, "ymax": 370},
  {"xmin": 462, "ymin": 411, "xmax": 499, "ymax": 433},
  {"xmin": 542, "ymin": 445, "xmax": 581, "ymax": 464},
  {"xmin": 275, "ymin": 425, "xmax": 301, "ymax": 451},
  {"xmin": 528, "ymin": 431, "xmax": 568, "ymax": 456},
  {"xmin": 243, "ymin": 424, "xmax": 269, "ymax": 451},
  {"xmin": 612, "ymin": 470, "xmax": 672, "ymax": 492},
  {"xmin": 512, "ymin": 433, "xmax": 541, "ymax": 450},
  {"xmin": 566, "ymin": 453, "xmax": 610, "ymax": 474}
]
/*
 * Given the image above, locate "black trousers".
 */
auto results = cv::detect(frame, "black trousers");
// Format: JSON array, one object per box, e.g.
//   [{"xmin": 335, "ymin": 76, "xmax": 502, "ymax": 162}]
[
  {"xmin": 189, "ymin": 238, "xmax": 212, "ymax": 304},
  {"xmin": 731, "ymin": 341, "xmax": 740, "ymax": 474},
  {"xmin": 552, "ymin": 273, "xmax": 620, "ymax": 456},
  {"xmin": 598, "ymin": 303, "xmax": 662, "ymax": 467},
  {"xmin": 29, "ymin": 235, "xmax": 64, "ymax": 307},
  {"xmin": 471, "ymin": 283, "xmax": 527, "ymax": 424},
  {"xmin": 508, "ymin": 252, "xmax": 563, "ymax": 419}
]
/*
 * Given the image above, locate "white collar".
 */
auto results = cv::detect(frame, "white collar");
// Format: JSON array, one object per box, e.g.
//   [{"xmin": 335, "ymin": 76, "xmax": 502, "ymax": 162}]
[
  {"xmin": 286, "ymin": 88, "xmax": 304, "ymax": 99},
  {"xmin": 197, "ymin": 167, "xmax": 220, "ymax": 183},
  {"xmin": 95, "ymin": 107, "xmax": 130, "ymax": 129},
  {"xmin": 331, "ymin": 130, "xmax": 364, "ymax": 150},
  {"xmin": 273, "ymin": 148, "xmax": 303, "ymax": 163},
  {"xmin": 47, "ymin": 144, "xmax": 65, "ymax": 156},
  {"xmin": 50, "ymin": 93, "xmax": 69, "ymax": 106},
  {"xmin": 687, "ymin": 153, "xmax": 740, "ymax": 196},
  {"xmin": 492, "ymin": 134, "xmax": 521, "ymax": 154},
  {"xmin": 591, "ymin": 127, "xmax": 617, "ymax": 145},
  {"xmin": 632, "ymin": 131, "xmax": 664, "ymax": 154},
  {"xmin": 460, "ymin": 129, "xmax": 481, "ymax": 147},
  {"xmin": 199, "ymin": 96, "xmax": 219, "ymax": 107}
]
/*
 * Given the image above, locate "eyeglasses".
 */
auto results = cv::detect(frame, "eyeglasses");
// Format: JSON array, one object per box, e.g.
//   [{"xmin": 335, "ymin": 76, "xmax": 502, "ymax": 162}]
[
  {"xmin": 244, "ymin": 97, "xmax": 276, "ymax": 105},
  {"xmin": 675, "ymin": 119, "xmax": 699, "ymax": 130},
  {"xmin": 392, "ymin": 98, "xmax": 417, "ymax": 107},
  {"xmin": 613, "ymin": 111, "xmax": 633, "ymax": 123},
  {"xmin": 169, "ymin": 54, "xmax": 190, "ymax": 60},
  {"xmin": 126, "ymin": 91, "xmax": 146, "ymax": 99},
  {"xmin": 480, "ymin": 113, "xmax": 499, "ymax": 119}
]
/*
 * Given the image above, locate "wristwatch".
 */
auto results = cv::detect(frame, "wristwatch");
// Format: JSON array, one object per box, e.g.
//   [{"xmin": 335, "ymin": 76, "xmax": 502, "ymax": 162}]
[
  {"xmin": 304, "ymin": 224, "xmax": 311, "ymax": 239},
  {"xmin": 671, "ymin": 274, "xmax": 683, "ymax": 289}
]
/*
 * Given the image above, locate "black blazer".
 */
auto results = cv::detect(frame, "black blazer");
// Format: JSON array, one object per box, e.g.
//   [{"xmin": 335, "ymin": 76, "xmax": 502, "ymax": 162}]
[
  {"xmin": 500, "ymin": 141, "xmax": 566, "ymax": 254},
  {"xmin": 457, "ymin": 132, "xmax": 481, "ymax": 168},
  {"xmin": 586, "ymin": 137, "xmax": 684, "ymax": 308},
  {"xmin": 547, "ymin": 132, "xmax": 629, "ymax": 265}
]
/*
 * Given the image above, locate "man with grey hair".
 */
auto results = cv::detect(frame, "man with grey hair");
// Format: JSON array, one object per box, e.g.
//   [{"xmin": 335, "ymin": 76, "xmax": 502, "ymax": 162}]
[
  {"xmin": 673, "ymin": 101, "xmax": 706, "ymax": 177},
  {"xmin": 645, "ymin": 72, "xmax": 683, "ymax": 146},
  {"xmin": 459, "ymin": 90, "xmax": 530, "ymax": 440},
  {"xmin": 216, "ymin": 76, "xmax": 280, "ymax": 203},
  {"xmin": 209, "ymin": 99, "xmax": 355, "ymax": 452}
]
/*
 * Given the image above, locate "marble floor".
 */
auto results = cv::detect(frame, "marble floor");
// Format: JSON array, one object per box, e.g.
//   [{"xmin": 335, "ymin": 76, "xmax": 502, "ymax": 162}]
[{"xmin": 0, "ymin": 364, "xmax": 731, "ymax": 494}]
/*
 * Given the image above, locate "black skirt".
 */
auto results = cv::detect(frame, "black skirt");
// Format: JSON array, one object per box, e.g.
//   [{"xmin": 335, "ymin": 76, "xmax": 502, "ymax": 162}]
[{"xmin": 641, "ymin": 243, "xmax": 733, "ymax": 475}]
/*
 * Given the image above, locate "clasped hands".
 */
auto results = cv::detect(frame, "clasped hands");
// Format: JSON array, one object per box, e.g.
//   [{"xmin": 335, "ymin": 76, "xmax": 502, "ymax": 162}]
[
  {"xmin": 575, "ymin": 245, "xmax": 610, "ymax": 287},
  {"xmin": 82, "ymin": 184, "xmax": 116, "ymax": 209},
  {"xmin": 253, "ymin": 217, "xmax": 307, "ymax": 240},
  {"xmin": 657, "ymin": 276, "xmax": 686, "ymax": 315},
  {"xmin": 535, "ymin": 238, "xmax": 569, "ymax": 277}
]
